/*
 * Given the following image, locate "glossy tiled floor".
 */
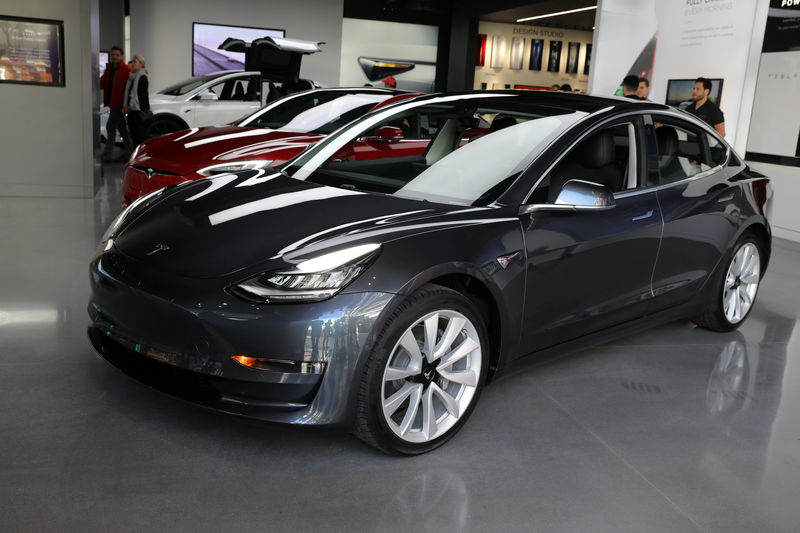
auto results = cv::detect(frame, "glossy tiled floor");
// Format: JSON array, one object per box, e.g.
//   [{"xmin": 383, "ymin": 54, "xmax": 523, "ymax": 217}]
[{"xmin": 2, "ymin": 165, "xmax": 799, "ymax": 532}]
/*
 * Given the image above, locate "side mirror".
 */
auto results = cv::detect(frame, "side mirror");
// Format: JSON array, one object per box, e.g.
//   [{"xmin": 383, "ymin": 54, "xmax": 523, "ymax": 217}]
[
  {"xmin": 196, "ymin": 90, "xmax": 218, "ymax": 101},
  {"xmin": 519, "ymin": 179, "xmax": 616, "ymax": 214},
  {"xmin": 363, "ymin": 125, "xmax": 404, "ymax": 143},
  {"xmin": 555, "ymin": 179, "xmax": 615, "ymax": 208}
]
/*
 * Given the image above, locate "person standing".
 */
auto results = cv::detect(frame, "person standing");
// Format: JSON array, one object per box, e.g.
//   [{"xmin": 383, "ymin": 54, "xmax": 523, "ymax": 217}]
[
  {"xmin": 100, "ymin": 46, "xmax": 133, "ymax": 161},
  {"xmin": 685, "ymin": 77, "xmax": 725, "ymax": 137},
  {"xmin": 123, "ymin": 55, "xmax": 152, "ymax": 147},
  {"xmin": 637, "ymin": 77, "xmax": 650, "ymax": 100},
  {"xmin": 621, "ymin": 75, "xmax": 643, "ymax": 99}
]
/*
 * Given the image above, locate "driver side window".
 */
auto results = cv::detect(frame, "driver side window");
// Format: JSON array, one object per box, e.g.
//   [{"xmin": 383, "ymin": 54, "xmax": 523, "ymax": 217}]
[{"xmin": 531, "ymin": 122, "xmax": 638, "ymax": 204}]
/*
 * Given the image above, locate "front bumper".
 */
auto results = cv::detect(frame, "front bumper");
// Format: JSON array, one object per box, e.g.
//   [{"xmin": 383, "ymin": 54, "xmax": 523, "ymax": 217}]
[{"xmin": 87, "ymin": 251, "xmax": 396, "ymax": 427}]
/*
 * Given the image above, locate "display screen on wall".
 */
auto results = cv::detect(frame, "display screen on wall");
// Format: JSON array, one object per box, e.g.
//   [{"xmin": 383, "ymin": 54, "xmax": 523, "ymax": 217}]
[
  {"xmin": 510, "ymin": 37, "xmax": 524, "ymax": 70},
  {"xmin": 547, "ymin": 41, "xmax": 562, "ymax": 73},
  {"xmin": 665, "ymin": 78, "xmax": 723, "ymax": 108},
  {"xmin": 529, "ymin": 39, "xmax": 543, "ymax": 71},
  {"xmin": 583, "ymin": 44, "xmax": 591, "ymax": 75},
  {"xmin": 192, "ymin": 22, "xmax": 285, "ymax": 76},
  {"xmin": 0, "ymin": 15, "xmax": 64, "ymax": 86},
  {"xmin": 99, "ymin": 51, "xmax": 109, "ymax": 78},
  {"xmin": 490, "ymin": 35, "xmax": 507, "ymax": 69},
  {"xmin": 476, "ymin": 34, "xmax": 487, "ymax": 67},
  {"xmin": 340, "ymin": 18, "xmax": 438, "ymax": 92},
  {"xmin": 566, "ymin": 42, "xmax": 580, "ymax": 74}
]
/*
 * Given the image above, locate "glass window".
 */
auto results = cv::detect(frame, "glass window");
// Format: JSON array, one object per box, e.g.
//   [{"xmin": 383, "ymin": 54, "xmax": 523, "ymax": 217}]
[
  {"xmin": 239, "ymin": 93, "xmax": 391, "ymax": 133},
  {"xmin": 286, "ymin": 96, "xmax": 583, "ymax": 206},
  {"xmin": 530, "ymin": 122, "xmax": 636, "ymax": 204},
  {"xmin": 200, "ymin": 75, "xmax": 259, "ymax": 102},
  {"xmin": 158, "ymin": 73, "xmax": 225, "ymax": 96},
  {"xmin": 651, "ymin": 118, "xmax": 721, "ymax": 185}
]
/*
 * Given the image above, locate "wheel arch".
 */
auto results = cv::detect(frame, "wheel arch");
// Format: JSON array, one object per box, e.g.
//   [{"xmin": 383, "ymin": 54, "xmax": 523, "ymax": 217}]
[
  {"xmin": 420, "ymin": 273, "xmax": 504, "ymax": 384},
  {"xmin": 152, "ymin": 113, "xmax": 189, "ymax": 131},
  {"xmin": 741, "ymin": 222, "xmax": 771, "ymax": 275}
]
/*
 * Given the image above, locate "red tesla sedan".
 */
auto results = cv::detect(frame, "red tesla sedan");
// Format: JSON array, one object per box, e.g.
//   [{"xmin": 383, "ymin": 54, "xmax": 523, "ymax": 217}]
[{"xmin": 121, "ymin": 88, "xmax": 425, "ymax": 205}]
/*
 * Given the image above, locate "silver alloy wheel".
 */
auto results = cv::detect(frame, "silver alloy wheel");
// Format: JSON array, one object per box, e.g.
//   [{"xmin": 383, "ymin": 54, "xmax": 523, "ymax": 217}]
[
  {"xmin": 380, "ymin": 309, "xmax": 482, "ymax": 443},
  {"xmin": 723, "ymin": 242, "xmax": 760, "ymax": 324}
]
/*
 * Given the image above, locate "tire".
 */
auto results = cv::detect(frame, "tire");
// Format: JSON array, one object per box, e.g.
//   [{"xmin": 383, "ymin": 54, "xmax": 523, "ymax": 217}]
[
  {"xmin": 693, "ymin": 234, "xmax": 762, "ymax": 332},
  {"xmin": 354, "ymin": 284, "xmax": 488, "ymax": 455},
  {"xmin": 147, "ymin": 116, "xmax": 184, "ymax": 138}
]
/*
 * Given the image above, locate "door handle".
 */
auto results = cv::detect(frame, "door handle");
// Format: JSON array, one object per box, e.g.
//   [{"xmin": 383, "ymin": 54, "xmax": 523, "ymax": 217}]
[
  {"xmin": 718, "ymin": 194, "xmax": 734, "ymax": 203},
  {"xmin": 632, "ymin": 209, "xmax": 654, "ymax": 222}
]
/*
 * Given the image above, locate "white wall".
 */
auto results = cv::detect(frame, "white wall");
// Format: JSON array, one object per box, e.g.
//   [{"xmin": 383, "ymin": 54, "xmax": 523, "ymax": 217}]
[
  {"xmin": 0, "ymin": 0, "xmax": 98, "ymax": 198},
  {"xmin": 749, "ymin": 163, "xmax": 800, "ymax": 243},
  {"xmin": 129, "ymin": 0, "xmax": 343, "ymax": 92},
  {"xmin": 475, "ymin": 21, "xmax": 593, "ymax": 92},
  {"xmin": 591, "ymin": 0, "xmax": 762, "ymax": 147},
  {"xmin": 588, "ymin": 0, "xmax": 657, "ymax": 95}
]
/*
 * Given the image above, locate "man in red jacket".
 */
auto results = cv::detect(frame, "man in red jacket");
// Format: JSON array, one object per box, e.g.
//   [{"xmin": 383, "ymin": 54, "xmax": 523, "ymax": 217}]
[{"xmin": 100, "ymin": 46, "xmax": 133, "ymax": 161}]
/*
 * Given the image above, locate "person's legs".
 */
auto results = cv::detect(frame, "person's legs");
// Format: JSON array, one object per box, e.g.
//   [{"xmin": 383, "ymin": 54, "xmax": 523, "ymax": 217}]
[
  {"xmin": 128, "ymin": 111, "xmax": 143, "ymax": 147},
  {"xmin": 102, "ymin": 108, "xmax": 123, "ymax": 159},
  {"xmin": 116, "ymin": 109, "xmax": 134, "ymax": 156}
]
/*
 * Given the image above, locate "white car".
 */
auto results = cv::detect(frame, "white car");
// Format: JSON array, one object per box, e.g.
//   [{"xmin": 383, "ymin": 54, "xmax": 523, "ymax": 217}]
[
  {"xmin": 101, "ymin": 70, "xmax": 324, "ymax": 142},
  {"xmin": 101, "ymin": 36, "xmax": 326, "ymax": 143}
]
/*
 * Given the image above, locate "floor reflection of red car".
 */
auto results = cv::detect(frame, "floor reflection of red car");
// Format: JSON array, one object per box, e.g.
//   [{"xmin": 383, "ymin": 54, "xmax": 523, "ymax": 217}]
[{"xmin": 122, "ymin": 88, "xmax": 422, "ymax": 205}]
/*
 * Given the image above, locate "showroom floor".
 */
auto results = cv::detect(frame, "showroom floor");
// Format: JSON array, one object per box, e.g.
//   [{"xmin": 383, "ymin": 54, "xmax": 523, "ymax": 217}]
[{"xmin": 2, "ymin": 164, "xmax": 800, "ymax": 533}]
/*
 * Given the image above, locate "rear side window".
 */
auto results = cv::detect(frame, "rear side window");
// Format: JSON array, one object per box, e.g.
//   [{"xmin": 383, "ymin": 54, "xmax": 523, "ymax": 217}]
[{"xmin": 650, "ymin": 117, "xmax": 723, "ymax": 185}]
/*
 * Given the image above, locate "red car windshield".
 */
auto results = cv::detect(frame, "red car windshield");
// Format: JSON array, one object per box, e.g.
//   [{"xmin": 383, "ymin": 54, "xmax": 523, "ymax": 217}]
[{"xmin": 237, "ymin": 93, "xmax": 393, "ymax": 134}]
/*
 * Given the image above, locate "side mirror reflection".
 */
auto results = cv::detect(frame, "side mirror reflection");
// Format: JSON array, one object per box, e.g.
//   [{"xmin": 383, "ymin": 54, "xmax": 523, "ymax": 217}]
[{"xmin": 519, "ymin": 179, "xmax": 616, "ymax": 214}]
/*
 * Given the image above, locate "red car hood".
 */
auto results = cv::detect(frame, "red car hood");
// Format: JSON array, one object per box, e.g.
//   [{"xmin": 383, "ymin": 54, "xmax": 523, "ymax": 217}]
[{"xmin": 133, "ymin": 125, "xmax": 323, "ymax": 175}]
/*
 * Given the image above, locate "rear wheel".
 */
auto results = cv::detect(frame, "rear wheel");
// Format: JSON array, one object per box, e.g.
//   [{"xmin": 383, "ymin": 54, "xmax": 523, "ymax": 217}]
[
  {"xmin": 355, "ymin": 285, "xmax": 487, "ymax": 455},
  {"xmin": 694, "ymin": 234, "xmax": 762, "ymax": 331}
]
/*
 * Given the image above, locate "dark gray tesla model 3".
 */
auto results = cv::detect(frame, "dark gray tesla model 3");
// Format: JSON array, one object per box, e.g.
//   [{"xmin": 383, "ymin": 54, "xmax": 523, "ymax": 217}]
[{"xmin": 88, "ymin": 91, "xmax": 771, "ymax": 454}]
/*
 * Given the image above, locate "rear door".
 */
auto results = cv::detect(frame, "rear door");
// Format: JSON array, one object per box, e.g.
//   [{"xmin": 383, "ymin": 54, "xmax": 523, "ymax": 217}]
[
  {"xmin": 192, "ymin": 74, "xmax": 262, "ymax": 126},
  {"xmin": 518, "ymin": 116, "xmax": 663, "ymax": 355},
  {"xmin": 646, "ymin": 113, "xmax": 741, "ymax": 312}
]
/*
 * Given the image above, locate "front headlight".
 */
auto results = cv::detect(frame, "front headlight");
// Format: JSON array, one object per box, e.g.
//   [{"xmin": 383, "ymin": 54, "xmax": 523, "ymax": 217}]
[
  {"xmin": 230, "ymin": 243, "xmax": 381, "ymax": 303},
  {"xmin": 100, "ymin": 188, "xmax": 163, "ymax": 244},
  {"xmin": 196, "ymin": 160, "xmax": 274, "ymax": 177}
]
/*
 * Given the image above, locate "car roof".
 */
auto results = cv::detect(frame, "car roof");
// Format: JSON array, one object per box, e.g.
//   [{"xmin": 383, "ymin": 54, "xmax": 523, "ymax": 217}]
[{"xmin": 396, "ymin": 90, "xmax": 672, "ymax": 115}]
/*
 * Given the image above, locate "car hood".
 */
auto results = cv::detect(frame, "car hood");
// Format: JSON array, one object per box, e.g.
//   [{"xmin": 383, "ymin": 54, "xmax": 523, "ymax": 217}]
[
  {"xmin": 113, "ymin": 170, "xmax": 485, "ymax": 278},
  {"xmin": 133, "ymin": 125, "xmax": 323, "ymax": 175}
]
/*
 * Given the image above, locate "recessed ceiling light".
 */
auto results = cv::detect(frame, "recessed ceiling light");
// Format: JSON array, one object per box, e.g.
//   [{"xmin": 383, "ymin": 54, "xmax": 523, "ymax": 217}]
[{"xmin": 516, "ymin": 6, "xmax": 597, "ymax": 23}]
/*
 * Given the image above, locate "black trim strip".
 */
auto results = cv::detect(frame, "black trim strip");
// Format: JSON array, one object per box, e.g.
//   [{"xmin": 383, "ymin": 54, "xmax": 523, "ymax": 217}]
[{"xmin": 745, "ymin": 152, "xmax": 800, "ymax": 168}]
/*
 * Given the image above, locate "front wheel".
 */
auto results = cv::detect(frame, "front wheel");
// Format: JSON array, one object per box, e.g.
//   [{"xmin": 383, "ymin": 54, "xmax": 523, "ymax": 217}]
[
  {"xmin": 355, "ymin": 285, "xmax": 488, "ymax": 455},
  {"xmin": 694, "ymin": 234, "xmax": 762, "ymax": 331}
]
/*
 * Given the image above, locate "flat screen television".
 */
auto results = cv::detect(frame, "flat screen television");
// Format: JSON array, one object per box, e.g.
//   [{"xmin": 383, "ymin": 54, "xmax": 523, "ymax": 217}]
[
  {"xmin": 666, "ymin": 78, "xmax": 723, "ymax": 109},
  {"xmin": 99, "ymin": 51, "xmax": 109, "ymax": 78},
  {"xmin": 0, "ymin": 15, "xmax": 65, "ymax": 86},
  {"xmin": 193, "ymin": 22, "xmax": 285, "ymax": 76}
]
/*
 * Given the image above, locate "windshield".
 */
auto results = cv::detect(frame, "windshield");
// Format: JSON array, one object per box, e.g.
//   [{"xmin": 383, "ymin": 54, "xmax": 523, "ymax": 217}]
[
  {"xmin": 285, "ymin": 94, "xmax": 585, "ymax": 206},
  {"xmin": 237, "ymin": 91, "xmax": 391, "ymax": 133},
  {"xmin": 158, "ymin": 73, "xmax": 229, "ymax": 96}
]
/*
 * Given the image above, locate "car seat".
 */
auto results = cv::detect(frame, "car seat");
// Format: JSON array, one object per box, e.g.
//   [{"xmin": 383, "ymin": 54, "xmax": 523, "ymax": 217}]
[
  {"xmin": 655, "ymin": 126, "xmax": 685, "ymax": 184},
  {"xmin": 547, "ymin": 130, "xmax": 623, "ymax": 202},
  {"xmin": 232, "ymin": 81, "xmax": 245, "ymax": 100}
]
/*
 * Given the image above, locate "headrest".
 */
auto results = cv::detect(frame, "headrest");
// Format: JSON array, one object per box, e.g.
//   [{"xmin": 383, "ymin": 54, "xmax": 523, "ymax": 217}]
[
  {"xmin": 577, "ymin": 130, "xmax": 615, "ymax": 168},
  {"xmin": 489, "ymin": 115, "xmax": 517, "ymax": 133},
  {"xmin": 656, "ymin": 126, "xmax": 679, "ymax": 157}
]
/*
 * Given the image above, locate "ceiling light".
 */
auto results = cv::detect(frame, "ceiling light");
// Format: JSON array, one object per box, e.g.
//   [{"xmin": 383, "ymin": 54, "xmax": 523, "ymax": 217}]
[{"xmin": 517, "ymin": 6, "xmax": 597, "ymax": 23}]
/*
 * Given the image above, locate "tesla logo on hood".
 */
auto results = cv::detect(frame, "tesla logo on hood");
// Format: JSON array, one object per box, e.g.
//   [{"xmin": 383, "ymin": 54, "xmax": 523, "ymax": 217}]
[
  {"xmin": 147, "ymin": 243, "xmax": 170, "ymax": 255},
  {"xmin": 145, "ymin": 168, "xmax": 155, "ymax": 180}
]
